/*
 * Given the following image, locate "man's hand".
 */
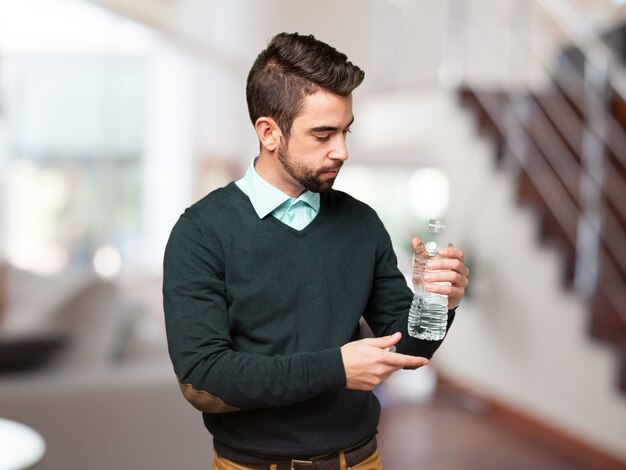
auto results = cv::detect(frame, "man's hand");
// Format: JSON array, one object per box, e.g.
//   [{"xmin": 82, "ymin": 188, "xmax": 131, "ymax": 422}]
[
  {"xmin": 412, "ymin": 237, "xmax": 469, "ymax": 309},
  {"xmin": 340, "ymin": 332, "xmax": 429, "ymax": 391}
]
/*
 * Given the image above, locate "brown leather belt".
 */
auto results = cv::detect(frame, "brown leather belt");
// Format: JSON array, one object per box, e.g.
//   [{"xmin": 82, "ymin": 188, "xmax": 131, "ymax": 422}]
[{"xmin": 235, "ymin": 436, "xmax": 377, "ymax": 470}]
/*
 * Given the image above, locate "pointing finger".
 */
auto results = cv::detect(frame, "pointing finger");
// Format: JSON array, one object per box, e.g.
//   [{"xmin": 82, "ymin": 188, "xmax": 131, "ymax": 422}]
[{"xmin": 383, "ymin": 352, "xmax": 429, "ymax": 369}]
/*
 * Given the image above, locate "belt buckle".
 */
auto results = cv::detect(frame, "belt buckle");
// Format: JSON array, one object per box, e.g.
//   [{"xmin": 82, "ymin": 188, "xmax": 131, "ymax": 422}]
[{"xmin": 290, "ymin": 458, "xmax": 315, "ymax": 469}]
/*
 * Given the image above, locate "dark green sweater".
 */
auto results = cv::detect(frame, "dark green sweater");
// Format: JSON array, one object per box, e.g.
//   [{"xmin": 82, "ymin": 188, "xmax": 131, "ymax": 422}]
[{"xmin": 163, "ymin": 182, "xmax": 454, "ymax": 463}]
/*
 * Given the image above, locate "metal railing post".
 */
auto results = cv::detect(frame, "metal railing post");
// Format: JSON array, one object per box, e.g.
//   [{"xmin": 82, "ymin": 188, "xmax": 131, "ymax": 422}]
[{"xmin": 574, "ymin": 47, "xmax": 611, "ymax": 299}]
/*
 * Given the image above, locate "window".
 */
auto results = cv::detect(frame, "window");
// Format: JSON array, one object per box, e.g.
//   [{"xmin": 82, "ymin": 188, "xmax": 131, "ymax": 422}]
[{"xmin": 0, "ymin": 0, "xmax": 153, "ymax": 276}]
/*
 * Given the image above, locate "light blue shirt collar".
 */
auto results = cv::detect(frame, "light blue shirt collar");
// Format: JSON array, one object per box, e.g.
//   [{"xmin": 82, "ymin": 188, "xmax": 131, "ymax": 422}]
[{"xmin": 235, "ymin": 157, "xmax": 320, "ymax": 219}]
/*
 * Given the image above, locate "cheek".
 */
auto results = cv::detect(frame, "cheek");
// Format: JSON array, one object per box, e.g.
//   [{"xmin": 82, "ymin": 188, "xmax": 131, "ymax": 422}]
[
  {"xmin": 288, "ymin": 131, "xmax": 334, "ymax": 160},
  {"xmin": 294, "ymin": 140, "xmax": 320, "ymax": 155},
  {"xmin": 293, "ymin": 142, "xmax": 327, "ymax": 163}
]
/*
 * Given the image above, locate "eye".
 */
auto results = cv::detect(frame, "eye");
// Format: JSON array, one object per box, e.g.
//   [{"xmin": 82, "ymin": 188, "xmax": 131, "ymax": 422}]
[
  {"xmin": 315, "ymin": 135, "xmax": 330, "ymax": 142},
  {"xmin": 343, "ymin": 129, "xmax": 352, "ymax": 136}
]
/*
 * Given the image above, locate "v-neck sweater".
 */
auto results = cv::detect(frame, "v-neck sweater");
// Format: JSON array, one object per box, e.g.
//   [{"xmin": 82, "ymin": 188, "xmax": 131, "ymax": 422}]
[{"xmin": 163, "ymin": 182, "xmax": 455, "ymax": 463}]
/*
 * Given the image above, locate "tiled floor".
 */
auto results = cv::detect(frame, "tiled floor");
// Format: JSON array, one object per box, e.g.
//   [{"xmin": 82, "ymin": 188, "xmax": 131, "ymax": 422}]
[{"xmin": 376, "ymin": 392, "xmax": 626, "ymax": 470}]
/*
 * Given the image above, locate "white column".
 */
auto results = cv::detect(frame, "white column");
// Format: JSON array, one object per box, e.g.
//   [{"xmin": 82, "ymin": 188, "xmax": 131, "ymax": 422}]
[{"xmin": 139, "ymin": 40, "xmax": 198, "ymax": 275}]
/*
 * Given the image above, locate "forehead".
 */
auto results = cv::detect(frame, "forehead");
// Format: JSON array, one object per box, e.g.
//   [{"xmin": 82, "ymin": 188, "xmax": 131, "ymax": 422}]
[{"xmin": 294, "ymin": 91, "xmax": 353, "ymax": 128}]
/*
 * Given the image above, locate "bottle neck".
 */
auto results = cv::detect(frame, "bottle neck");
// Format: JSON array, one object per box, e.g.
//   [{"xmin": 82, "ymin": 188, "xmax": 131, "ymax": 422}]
[{"xmin": 425, "ymin": 240, "xmax": 439, "ymax": 256}]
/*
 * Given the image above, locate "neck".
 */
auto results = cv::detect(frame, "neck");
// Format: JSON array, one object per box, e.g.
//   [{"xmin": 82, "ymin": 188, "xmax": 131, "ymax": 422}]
[{"xmin": 255, "ymin": 151, "xmax": 305, "ymax": 198}]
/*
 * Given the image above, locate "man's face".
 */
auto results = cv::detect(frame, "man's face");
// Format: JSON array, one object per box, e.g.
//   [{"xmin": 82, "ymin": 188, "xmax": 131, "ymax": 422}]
[{"xmin": 277, "ymin": 91, "xmax": 353, "ymax": 194}]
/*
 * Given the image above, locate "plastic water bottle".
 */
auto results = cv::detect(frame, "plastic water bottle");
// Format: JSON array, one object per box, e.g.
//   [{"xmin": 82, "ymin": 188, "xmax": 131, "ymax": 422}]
[{"xmin": 408, "ymin": 219, "xmax": 449, "ymax": 340}]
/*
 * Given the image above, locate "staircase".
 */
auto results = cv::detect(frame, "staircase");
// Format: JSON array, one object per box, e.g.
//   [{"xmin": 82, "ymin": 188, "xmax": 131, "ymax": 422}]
[
  {"xmin": 457, "ymin": 31, "xmax": 626, "ymax": 392},
  {"xmin": 368, "ymin": 82, "xmax": 626, "ymax": 465}
]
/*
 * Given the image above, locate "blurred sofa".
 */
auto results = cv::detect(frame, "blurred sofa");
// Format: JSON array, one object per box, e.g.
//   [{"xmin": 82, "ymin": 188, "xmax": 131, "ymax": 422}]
[{"xmin": 0, "ymin": 267, "xmax": 211, "ymax": 469}]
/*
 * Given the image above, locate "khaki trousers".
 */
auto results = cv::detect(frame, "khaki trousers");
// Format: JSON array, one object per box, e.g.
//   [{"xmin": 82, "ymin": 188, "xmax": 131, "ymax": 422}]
[{"xmin": 212, "ymin": 449, "xmax": 383, "ymax": 470}]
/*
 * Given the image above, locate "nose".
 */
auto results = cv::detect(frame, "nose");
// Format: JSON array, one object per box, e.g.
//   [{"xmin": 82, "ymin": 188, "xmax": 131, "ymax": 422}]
[{"xmin": 328, "ymin": 136, "xmax": 349, "ymax": 161}]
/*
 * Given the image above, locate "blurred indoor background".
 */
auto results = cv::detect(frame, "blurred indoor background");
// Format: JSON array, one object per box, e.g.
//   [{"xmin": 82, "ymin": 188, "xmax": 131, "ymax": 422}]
[{"xmin": 0, "ymin": 0, "xmax": 625, "ymax": 468}]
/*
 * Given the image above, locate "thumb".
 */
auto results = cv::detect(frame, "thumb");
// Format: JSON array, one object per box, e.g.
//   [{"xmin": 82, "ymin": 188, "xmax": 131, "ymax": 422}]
[
  {"xmin": 367, "ymin": 332, "xmax": 402, "ymax": 349},
  {"xmin": 412, "ymin": 236, "xmax": 425, "ymax": 253}
]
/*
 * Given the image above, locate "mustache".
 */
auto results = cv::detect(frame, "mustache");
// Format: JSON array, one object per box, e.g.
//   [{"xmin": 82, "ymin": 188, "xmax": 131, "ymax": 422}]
[{"xmin": 317, "ymin": 162, "xmax": 343, "ymax": 174}]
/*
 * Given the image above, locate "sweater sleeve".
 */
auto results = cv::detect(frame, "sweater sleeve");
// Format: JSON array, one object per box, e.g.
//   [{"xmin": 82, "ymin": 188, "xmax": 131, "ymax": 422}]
[
  {"xmin": 163, "ymin": 215, "xmax": 346, "ymax": 413},
  {"xmin": 362, "ymin": 220, "xmax": 456, "ymax": 359}
]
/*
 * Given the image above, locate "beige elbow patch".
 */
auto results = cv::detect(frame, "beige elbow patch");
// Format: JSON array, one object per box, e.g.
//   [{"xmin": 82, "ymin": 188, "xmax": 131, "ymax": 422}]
[{"xmin": 178, "ymin": 381, "xmax": 240, "ymax": 413}]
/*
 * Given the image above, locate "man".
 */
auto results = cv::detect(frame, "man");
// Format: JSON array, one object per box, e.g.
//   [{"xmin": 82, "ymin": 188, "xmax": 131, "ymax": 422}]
[{"xmin": 163, "ymin": 32, "xmax": 469, "ymax": 470}]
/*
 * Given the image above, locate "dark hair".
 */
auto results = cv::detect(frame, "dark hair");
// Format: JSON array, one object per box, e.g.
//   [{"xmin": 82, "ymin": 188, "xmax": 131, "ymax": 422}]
[{"xmin": 246, "ymin": 32, "xmax": 365, "ymax": 138}]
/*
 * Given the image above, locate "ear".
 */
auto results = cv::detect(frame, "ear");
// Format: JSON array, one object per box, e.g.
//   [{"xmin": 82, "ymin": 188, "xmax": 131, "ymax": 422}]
[{"xmin": 255, "ymin": 117, "xmax": 283, "ymax": 152}]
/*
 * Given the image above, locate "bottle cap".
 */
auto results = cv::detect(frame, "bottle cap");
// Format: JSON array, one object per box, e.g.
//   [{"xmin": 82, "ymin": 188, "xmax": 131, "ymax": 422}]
[{"xmin": 428, "ymin": 219, "xmax": 447, "ymax": 233}]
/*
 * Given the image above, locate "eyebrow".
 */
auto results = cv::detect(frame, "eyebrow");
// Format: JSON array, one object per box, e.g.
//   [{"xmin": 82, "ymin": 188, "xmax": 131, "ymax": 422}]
[{"xmin": 310, "ymin": 116, "xmax": 355, "ymax": 133}]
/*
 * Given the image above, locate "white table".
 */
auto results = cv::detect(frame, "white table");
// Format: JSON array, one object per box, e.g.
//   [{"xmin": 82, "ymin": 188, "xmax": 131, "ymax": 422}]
[{"xmin": 0, "ymin": 418, "xmax": 45, "ymax": 470}]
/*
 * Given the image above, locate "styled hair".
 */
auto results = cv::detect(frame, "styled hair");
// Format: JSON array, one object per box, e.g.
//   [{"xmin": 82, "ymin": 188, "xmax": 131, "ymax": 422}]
[{"xmin": 246, "ymin": 32, "xmax": 365, "ymax": 138}]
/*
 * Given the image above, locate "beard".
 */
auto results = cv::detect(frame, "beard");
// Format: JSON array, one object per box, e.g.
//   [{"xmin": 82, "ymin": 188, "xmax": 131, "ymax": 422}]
[{"xmin": 277, "ymin": 141, "xmax": 343, "ymax": 193}]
